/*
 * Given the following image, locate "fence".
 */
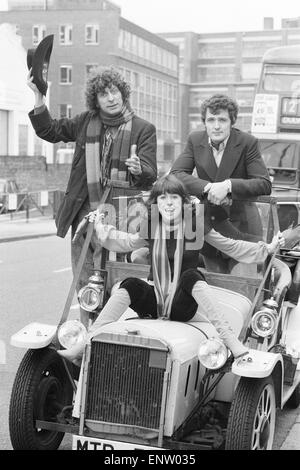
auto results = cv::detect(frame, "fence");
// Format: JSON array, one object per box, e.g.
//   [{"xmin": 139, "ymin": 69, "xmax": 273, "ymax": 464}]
[{"xmin": 0, "ymin": 189, "xmax": 64, "ymax": 220}]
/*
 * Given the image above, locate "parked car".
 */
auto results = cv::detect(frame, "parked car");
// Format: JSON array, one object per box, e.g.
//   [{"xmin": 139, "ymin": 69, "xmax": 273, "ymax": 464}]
[{"xmin": 8, "ymin": 196, "xmax": 300, "ymax": 450}]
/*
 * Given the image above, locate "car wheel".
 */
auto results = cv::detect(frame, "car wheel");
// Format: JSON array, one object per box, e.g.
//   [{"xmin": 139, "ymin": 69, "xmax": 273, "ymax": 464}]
[
  {"xmin": 286, "ymin": 383, "xmax": 300, "ymax": 409},
  {"xmin": 225, "ymin": 376, "xmax": 276, "ymax": 450},
  {"xmin": 9, "ymin": 348, "xmax": 73, "ymax": 450}
]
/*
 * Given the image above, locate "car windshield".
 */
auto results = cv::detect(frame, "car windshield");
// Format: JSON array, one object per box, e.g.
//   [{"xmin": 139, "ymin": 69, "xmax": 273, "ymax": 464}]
[
  {"xmin": 259, "ymin": 140, "xmax": 299, "ymax": 184},
  {"xmin": 262, "ymin": 65, "xmax": 300, "ymax": 93},
  {"xmin": 200, "ymin": 199, "xmax": 274, "ymax": 282}
]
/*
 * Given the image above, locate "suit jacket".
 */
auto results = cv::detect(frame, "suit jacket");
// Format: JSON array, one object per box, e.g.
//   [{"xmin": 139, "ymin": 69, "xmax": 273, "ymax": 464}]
[
  {"xmin": 170, "ymin": 127, "xmax": 271, "ymax": 199},
  {"xmin": 29, "ymin": 106, "xmax": 157, "ymax": 238},
  {"xmin": 171, "ymin": 128, "xmax": 271, "ymax": 264}
]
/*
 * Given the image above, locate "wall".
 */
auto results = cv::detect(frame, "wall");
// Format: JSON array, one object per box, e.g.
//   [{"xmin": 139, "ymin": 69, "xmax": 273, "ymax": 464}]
[{"xmin": 0, "ymin": 155, "xmax": 70, "ymax": 191}]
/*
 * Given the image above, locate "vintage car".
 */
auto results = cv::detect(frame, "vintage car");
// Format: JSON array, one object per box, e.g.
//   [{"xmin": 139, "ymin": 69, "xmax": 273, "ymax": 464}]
[{"xmin": 8, "ymin": 196, "xmax": 300, "ymax": 451}]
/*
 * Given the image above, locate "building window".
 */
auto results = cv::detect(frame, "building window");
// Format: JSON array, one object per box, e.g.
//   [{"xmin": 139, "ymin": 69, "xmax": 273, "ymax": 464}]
[
  {"xmin": 132, "ymin": 72, "xmax": 139, "ymax": 88},
  {"xmin": 198, "ymin": 42, "xmax": 236, "ymax": 59},
  {"xmin": 34, "ymin": 135, "xmax": 43, "ymax": 156},
  {"xmin": 145, "ymin": 41, "xmax": 151, "ymax": 61},
  {"xmin": 157, "ymin": 48, "xmax": 162, "ymax": 66},
  {"xmin": 60, "ymin": 66, "xmax": 72, "ymax": 84},
  {"xmin": 59, "ymin": 104, "xmax": 72, "ymax": 118},
  {"xmin": 197, "ymin": 65, "xmax": 236, "ymax": 82},
  {"xmin": 32, "ymin": 25, "xmax": 46, "ymax": 45},
  {"xmin": 241, "ymin": 63, "xmax": 262, "ymax": 80},
  {"xmin": 18, "ymin": 124, "xmax": 28, "ymax": 156},
  {"xmin": 86, "ymin": 64, "xmax": 98, "ymax": 77},
  {"xmin": 235, "ymin": 87, "xmax": 255, "ymax": 107},
  {"xmin": 131, "ymin": 34, "xmax": 138, "ymax": 55},
  {"xmin": 242, "ymin": 39, "xmax": 282, "ymax": 58},
  {"xmin": 60, "ymin": 24, "xmax": 72, "ymax": 45},
  {"xmin": 85, "ymin": 24, "xmax": 99, "ymax": 45},
  {"xmin": 138, "ymin": 37, "xmax": 144, "ymax": 57},
  {"xmin": 118, "ymin": 29, "xmax": 124, "ymax": 49}
]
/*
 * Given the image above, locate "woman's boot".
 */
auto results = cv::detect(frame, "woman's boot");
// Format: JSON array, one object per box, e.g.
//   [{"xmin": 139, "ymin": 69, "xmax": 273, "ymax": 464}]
[{"xmin": 191, "ymin": 281, "xmax": 248, "ymax": 358}]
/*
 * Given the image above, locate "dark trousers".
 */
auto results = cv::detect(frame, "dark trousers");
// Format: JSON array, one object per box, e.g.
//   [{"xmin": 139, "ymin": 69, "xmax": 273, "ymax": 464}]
[{"xmin": 120, "ymin": 268, "xmax": 206, "ymax": 322}]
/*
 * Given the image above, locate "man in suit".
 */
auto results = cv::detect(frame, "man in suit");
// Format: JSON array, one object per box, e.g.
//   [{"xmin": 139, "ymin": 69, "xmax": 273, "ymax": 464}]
[
  {"xmin": 28, "ymin": 66, "xmax": 157, "ymax": 326},
  {"xmin": 171, "ymin": 94, "xmax": 272, "ymax": 272}
]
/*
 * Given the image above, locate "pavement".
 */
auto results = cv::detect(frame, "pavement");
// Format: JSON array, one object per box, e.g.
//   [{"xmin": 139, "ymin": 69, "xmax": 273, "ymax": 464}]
[
  {"xmin": 0, "ymin": 213, "xmax": 57, "ymax": 243},
  {"xmin": 280, "ymin": 413, "xmax": 300, "ymax": 450},
  {"xmin": 0, "ymin": 213, "xmax": 300, "ymax": 450}
]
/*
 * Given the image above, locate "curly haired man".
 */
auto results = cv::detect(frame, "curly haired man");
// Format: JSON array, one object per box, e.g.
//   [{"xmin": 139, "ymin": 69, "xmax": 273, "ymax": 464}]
[{"xmin": 28, "ymin": 66, "xmax": 157, "ymax": 326}]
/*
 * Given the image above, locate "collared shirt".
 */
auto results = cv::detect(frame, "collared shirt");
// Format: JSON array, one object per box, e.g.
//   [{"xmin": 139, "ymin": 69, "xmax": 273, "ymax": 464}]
[
  {"xmin": 208, "ymin": 136, "xmax": 229, "ymax": 167},
  {"xmin": 204, "ymin": 136, "xmax": 232, "ymax": 194}
]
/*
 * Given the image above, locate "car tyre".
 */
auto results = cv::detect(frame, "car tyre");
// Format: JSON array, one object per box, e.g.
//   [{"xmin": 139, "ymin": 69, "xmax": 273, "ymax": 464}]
[
  {"xmin": 9, "ymin": 348, "xmax": 73, "ymax": 450},
  {"xmin": 225, "ymin": 376, "xmax": 276, "ymax": 450}
]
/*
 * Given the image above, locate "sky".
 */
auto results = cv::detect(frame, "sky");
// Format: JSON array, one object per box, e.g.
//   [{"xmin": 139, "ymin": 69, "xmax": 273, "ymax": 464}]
[
  {"xmin": 113, "ymin": 0, "xmax": 300, "ymax": 34},
  {"xmin": 0, "ymin": 0, "xmax": 299, "ymax": 34}
]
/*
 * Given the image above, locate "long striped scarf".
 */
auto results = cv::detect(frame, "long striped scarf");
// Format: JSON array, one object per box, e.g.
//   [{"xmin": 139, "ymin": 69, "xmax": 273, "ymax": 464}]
[
  {"xmin": 152, "ymin": 221, "xmax": 185, "ymax": 319},
  {"xmin": 86, "ymin": 105, "xmax": 134, "ymax": 210}
]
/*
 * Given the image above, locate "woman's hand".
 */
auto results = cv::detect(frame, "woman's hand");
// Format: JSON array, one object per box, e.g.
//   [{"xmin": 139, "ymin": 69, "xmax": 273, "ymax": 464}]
[
  {"xmin": 87, "ymin": 209, "xmax": 105, "ymax": 225},
  {"xmin": 267, "ymin": 231, "xmax": 285, "ymax": 254}
]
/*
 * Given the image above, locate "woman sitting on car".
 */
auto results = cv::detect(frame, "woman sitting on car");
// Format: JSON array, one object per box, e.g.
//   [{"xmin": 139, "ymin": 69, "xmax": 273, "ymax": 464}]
[{"xmin": 59, "ymin": 174, "xmax": 284, "ymax": 364}]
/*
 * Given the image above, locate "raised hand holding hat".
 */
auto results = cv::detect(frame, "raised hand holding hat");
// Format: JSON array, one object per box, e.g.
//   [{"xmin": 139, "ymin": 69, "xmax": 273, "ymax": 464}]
[{"xmin": 27, "ymin": 34, "xmax": 54, "ymax": 96}]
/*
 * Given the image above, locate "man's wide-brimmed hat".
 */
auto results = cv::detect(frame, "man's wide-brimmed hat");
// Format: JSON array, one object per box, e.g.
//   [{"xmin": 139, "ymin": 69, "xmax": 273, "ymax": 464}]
[{"xmin": 27, "ymin": 34, "xmax": 54, "ymax": 96}]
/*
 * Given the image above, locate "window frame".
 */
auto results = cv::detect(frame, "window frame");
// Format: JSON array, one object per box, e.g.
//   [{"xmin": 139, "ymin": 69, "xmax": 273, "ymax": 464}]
[
  {"xmin": 59, "ymin": 65, "xmax": 72, "ymax": 85},
  {"xmin": 32, "ymin": 24, "xmax": 46, "ymax": 46},
  {"xmin": 59, "ymin": 24, "xmax": 73, "ymax": 45},
  {"xmin": 85, "ymin": 24, "xmax": 99, "ymax": 45},
  {"xmin": 59, "ymin": 104, "xmax": 72, "ymax": 118}
]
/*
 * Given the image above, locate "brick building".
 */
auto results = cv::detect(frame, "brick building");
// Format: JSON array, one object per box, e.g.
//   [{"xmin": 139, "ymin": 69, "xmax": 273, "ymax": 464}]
[
  {"xmin": 0, "ymin": 0, "xmax": 180, "ymax": 170},
  {"xmin": 3, "ymin": 1, "xmax": 300, "ymax": 169}
]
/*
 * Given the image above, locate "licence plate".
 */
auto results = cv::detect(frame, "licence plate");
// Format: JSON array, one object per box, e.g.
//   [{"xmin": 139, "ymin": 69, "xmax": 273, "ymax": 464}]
[{"xmin": 73, "ymin": 435, "xmax": 162, "ymax": 450}]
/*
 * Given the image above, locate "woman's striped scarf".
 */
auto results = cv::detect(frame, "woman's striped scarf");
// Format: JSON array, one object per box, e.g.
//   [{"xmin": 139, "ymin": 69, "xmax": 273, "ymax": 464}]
[
  {"xmin": 86, "ymin": 104, "xmax": 135, "ymax": 210},
  {"xmin": 152, "ymin": 220, "xmax": 185, "ymax": 319}
]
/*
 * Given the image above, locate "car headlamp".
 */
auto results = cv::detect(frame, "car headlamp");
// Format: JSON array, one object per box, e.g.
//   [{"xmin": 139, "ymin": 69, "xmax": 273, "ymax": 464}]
[
  {"xmin": 78, "ymin": 285, "xmax": 102, "ymax": 312},
  {"xmin": 198, "ymin": 338, "xmax": 229, "ymax": 370},
  {"xmin": 57, "ymin": 320, "xmax": 87, "ymax": 350},
  {"xmin": 251, "ymin": 308, "xmax": 277, "ymax": 338},
  {"xmin": 78, "ymin": 269, "xmax": 106, "ymax": 312}
]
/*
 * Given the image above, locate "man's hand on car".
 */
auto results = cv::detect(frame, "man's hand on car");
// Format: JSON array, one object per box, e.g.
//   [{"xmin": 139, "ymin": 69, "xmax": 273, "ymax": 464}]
[{"xmin": 204, "ymin": 180, "xmax": 231, "ymax": 205}]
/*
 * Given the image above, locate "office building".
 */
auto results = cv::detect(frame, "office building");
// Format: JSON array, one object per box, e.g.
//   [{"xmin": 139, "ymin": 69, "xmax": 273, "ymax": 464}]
[
  {"xmin": 1, "ymin": 0, "xmax": 180, "ymax": 168},
  {"xmin": 160, "ymin": 18, "xmax": 300, "ymax": 141}
]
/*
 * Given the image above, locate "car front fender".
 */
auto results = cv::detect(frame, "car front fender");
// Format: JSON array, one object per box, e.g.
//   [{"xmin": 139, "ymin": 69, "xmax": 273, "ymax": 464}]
[
  {"xmin": 10, "ymin": 322, "xmax": 57, "ymax": 349},
  {"xmin": 232, "ymin": 349, "xmax": 283, "ymax": 378}
]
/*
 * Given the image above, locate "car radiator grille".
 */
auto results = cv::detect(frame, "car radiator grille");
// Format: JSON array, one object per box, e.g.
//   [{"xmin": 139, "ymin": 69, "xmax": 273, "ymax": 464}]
[{"xmin": 85, "ymin": 340, "xmax": 167, "ymax": 430}]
